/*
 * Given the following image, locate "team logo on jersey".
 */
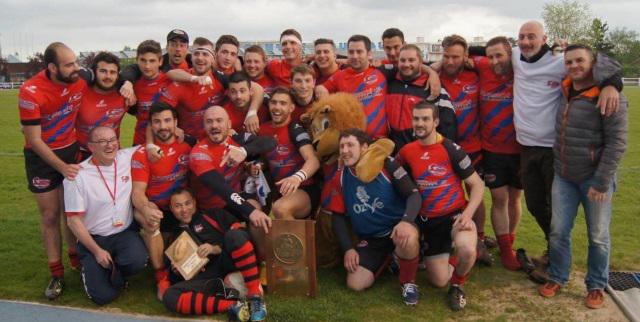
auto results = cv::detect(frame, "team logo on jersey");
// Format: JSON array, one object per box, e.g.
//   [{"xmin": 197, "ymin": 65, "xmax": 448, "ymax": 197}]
[
  {"xmin": 427, "ymin": 163, "xmax": 447, "ymax": 176},
  {"xmin": 25, "ymin": 85, "xmax": 37, "ymax": 94},
  {"xmin": 546, "ymin": 80, "xmax": 561, "ymax": 88},
  {"xmin": 107, "ymin": 108, "xmax": 125, "ymax": 118},
  {"xmin": 121, "ymin": 175, "xmax": 130, "ymax": 183},
  {"xmin": 19, "ymin": 99, "xmax": 37, "ymax": 110},
  {"xmin": 364, "ymin": 74, "xmax": 378, "ymax": 85},
  {"xmin": 69, "ymin": 92, "xmax": 82, "ymax": 103},
  {"xmin": 167, "ymin": 147, "xmax": 176, "ymax": 156},
  {"xmin": 61, "ymin": 88, "xmax": 69, "ymax": 97},
  {"xmin": 462, "ymin": 84, "xmax": 478, "ymax": 94},
  {"xmin": 32, "ymin": 177, "xmax": 51, "ymax": 189},
  {"xmin": 131, "ymin": 159, "xmax": 145, "ymax": 169},
  {"xmin": 276, "ymin": 145, "xmax": 290, "ymax": 155},
  {"xmin": 96, "ymin": 99, "xmax": 107, "ymax": 108},
  {"xmin": 194, "ymin": 224, "xmax": 204, "ymax": 233},
  {"xmin": 191, "ymin": 152, "xmax": 212, "ymax": 162},
  {"xmin": 198, "ymin": 86, "xmax": 208, "ymax": 95},
  {"xmin": 352, "ymin": 186, "xmax": 384, "ymax": 214},
  {"xmin": 420, "ymin": 152, "xmax": 430, "ymax": 160},
  {"xmin": 178, "ymin": 154, "xmax": 189, "ymax": 165}
]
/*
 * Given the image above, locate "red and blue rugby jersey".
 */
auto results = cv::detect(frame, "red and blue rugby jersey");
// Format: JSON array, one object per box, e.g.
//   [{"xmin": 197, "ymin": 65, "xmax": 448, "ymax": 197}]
[
  {"xmin": 131, "ymin": 140, "xmax": 191, "ymax": 209},
  {"xmin": 162, "ymin": 69, "xmax": 228, "ymax": 140},
  {"xmin": 266, "ymin": 59, "xmax": 294, "ymax": 87},
  {"xmin": 323, "ymin": 66, "xmax": 389, "ymax": 139},
  {"xmin": 397, "ymin": 137, "xmax": 474, "ymax": 218},
  {"xmin": 132, "ymin": 72, "xmax": 171, "ymax": 145},
  {"xmin": 19, "ymin": 70, "xmax": 86, "ymax": 149},
  {"xmin": 439, "ymin": 70, "xmax": 481, "ymax": 154},
  {"xmin": 189, "ymin": 136, "xmax": 244, "ymax": 210},
  {"xmin": 258, "ymin": 121, "xmax": 314, "ymax": 185},
  {"xmin": 321, "ymin": 162, "xmax": 344, "ymax": 212},
  {"xmin": 472, "ymin": 56, "xmax": 520, "ymax": 154},
  {"xmin": 76, "ymin": 87, "xmax": 127, "ymax": 150}
]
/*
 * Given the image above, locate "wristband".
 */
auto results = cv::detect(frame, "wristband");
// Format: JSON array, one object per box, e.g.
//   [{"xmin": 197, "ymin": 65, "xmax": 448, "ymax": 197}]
[
  {"xmin": 146, "ymin": 143, "xmax": 160, "ymax": 152},
  {"xmin": 189, "ymin": 75, "xmax": 198, "ymax": 83},
  {"xmin": 293, "ymin": 170, "xmax": 307, "ymax": 181},
  {"xmin": 246, "ymin": 110, "xmax": 258, "ymax": 118}
]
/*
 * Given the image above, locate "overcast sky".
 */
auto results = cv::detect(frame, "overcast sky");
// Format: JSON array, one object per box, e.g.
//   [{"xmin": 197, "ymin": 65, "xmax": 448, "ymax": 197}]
[{"xmin": 1, "ymin": 0, "xmax": 638, "ymax": 59}]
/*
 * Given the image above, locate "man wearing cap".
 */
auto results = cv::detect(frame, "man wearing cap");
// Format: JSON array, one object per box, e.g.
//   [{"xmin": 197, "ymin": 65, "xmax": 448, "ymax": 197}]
[{"xmin": 266, "ymin": 29, "xmax": 304, "ymax": 87}]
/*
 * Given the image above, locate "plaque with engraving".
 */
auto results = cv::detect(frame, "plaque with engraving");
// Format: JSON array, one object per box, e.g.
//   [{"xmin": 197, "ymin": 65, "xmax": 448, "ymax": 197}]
[
  {"xmin": 165, "ymin": 231, "xmax": 209, "ymax": 280},
  {"xmin": 265, "ymin": 219, "xmax": 317, "ymax": 297}
]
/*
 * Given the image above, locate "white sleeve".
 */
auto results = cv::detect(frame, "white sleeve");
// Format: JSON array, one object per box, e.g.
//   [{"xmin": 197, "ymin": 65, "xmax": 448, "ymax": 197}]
[{"xmin": 63, "ymin": 177, "xmax": 85, "ymax": 214}]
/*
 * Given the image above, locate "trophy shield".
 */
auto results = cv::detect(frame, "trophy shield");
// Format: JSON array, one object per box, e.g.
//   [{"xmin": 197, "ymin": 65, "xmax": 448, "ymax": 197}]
[
  {"xmin": 265, "ymin": 219, "xmax": 317, "ymax": 298},
  {"xmin": 165, "ymin": 231, "xmax": 209, "ymax": 280}
]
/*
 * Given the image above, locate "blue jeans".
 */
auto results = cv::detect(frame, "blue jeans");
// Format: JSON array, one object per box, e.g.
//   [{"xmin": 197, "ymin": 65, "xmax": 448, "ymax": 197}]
[{"xmin": 547, "ymin": 174, "xmax": 615, "ymax": 290}]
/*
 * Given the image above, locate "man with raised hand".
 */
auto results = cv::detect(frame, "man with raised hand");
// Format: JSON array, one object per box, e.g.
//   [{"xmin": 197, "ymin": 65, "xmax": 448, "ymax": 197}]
[
  {"xmin": 64, "ymin": 127, "xmax": 147, "ymax": 305},
  {"xmin": 397, "ymin": 102, "xmax": 484, "ymax": 311},
  {"xmin": 329, "ymin": 128, "xmax": 422, "ymax": 306},
  {"xmin": 19, "ymin": 42, "xmax": 87, "ymax": 300}
]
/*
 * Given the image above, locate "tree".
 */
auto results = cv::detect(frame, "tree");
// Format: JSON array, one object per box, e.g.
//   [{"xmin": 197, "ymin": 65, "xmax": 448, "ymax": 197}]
[
  {"xmin": 26, "ymin": 52, "xmax": 45, "ymax": 77},
  {"xmin": 607, "ymin": 27, "xmax": 640, "ymax": 77},
  {"xmin": 586, "ymin": 18, "xmax": 613, "ymax": 54},
  {"xmin": 0, "ymin": 57, "xmax": 8, "ymax": 82},
  {"xmin": 542, "ymin": 0, "xmax": 592, "ymax": 42}
]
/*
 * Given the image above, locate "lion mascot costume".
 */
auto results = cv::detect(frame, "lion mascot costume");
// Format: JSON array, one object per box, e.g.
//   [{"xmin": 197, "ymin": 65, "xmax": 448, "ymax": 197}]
[{"xmin": 301, "ymin": 93, "xmax": 395, "ymax": 267}]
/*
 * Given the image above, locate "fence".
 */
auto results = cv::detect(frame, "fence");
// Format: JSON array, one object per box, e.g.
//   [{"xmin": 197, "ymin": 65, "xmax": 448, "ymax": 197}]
[
  {"xmin": 622, "ymin": 78, "xmax": 640, "ymax": 86},
  {"xmin": 0, "ymin": 82, "xmax": 23, "ymax": 89}
]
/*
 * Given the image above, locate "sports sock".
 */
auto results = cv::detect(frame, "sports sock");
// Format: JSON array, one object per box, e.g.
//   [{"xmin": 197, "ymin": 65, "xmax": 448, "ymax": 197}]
[
  {"xmin": 231, "ymin": 241, "xmax": 261, "ymax": 297},
  {"xmin": 450, "ymin": 271, "xmax": 469, "ymax": 287},
  {"xmin": 68, "ymin": 249, "xmax": 80, "ymax": 269},
  {"xmin": 497, "ymin": 234, "xmax": 520, "ymax": 271},
  {"xmin": 48, "ymin": 260, "xmax": 64, "ymax": 278},
  {"xmin": 397, "ymin": 256, "xmax": 419, "ymax": 284},
  {"xmin": 174, "ymin": 291, "xmax": 236, "ymax": 314},
  {"xmin": 477, "ymin": 231, "xmax": 485, "ymax": 241}
]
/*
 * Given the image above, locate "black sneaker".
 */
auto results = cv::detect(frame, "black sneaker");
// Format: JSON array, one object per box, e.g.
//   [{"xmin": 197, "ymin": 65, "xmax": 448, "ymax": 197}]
[
  {"xmin": 476, "ymin": 241, "xmax": 494, "ymax": 266},
  {"xmin": 447, "ymin": 285, "xmax": 467, "ymax": 311},
  {"xmin": 44, "ymin": 276, "xmax": 64, "ymax": 300},
  {"xmin": 483, "ymin": 236, "xmax": 498, "ymax": 249},
  {"xmin": 401, "ymin": 283, "xmax": 419, "ymax": 306}
]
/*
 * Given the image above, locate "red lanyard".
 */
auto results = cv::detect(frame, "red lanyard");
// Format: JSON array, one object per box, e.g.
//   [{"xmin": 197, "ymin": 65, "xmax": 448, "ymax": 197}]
[{"xmin": 95, "ymin": 159, "xmax": 117, "ymax": 206}]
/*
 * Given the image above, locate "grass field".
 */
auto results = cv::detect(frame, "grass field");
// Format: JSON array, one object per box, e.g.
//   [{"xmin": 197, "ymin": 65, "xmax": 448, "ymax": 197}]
[{"xmin": 0, "ymin": 88, "xmax": 638, "ymax": 321}]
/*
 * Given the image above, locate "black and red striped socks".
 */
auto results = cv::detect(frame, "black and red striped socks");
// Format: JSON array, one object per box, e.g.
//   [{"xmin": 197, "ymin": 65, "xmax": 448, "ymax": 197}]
[{"xmin": 231, "ymin": 241, "xmax": 261, "ymax": 297}]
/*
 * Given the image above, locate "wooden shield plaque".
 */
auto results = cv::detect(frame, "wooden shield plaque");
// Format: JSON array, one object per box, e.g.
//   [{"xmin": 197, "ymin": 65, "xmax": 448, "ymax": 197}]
[
  {"xmin": 265, "ymin": 219, "xmax": 317, "ymax": 298},
  {"xmin": 165, "ymin": 231, "xmax": 209, "ymax": 280}
]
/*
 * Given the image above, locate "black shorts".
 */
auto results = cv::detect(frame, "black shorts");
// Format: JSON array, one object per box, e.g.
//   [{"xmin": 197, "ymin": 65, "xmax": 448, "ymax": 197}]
[
  {"xmin": 24, "ymin": 142, "xmax": 79, "ymax": 193},
  {"xmin": 300, "ymin": 183, "xmax": 321, "ymax": 218},
  {"xmin": 416, "ymin": 211, "xmax": 461, "ymax": 257},
  {"xmin": 355, "ymin": 236, "xmax": 394, "ymax": 276},
  {"xmin": 160, "ymin": 209, "xmax": 181, "ymax": 233},
  {"xmin": 468, "ymin": 151, "xmax": 484, "ymax": 177},
  {"xmin": 482, "ymin": 151, "xmax": 523, "ymax": 189}
]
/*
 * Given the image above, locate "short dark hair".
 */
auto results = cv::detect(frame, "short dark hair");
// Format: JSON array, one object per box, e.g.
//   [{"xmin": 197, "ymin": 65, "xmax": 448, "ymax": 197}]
[
  {"xmin": 280, "ymin": 29, "xmax": 302, "ymax": 42},
  {"xmin": 170, "ymin": 187, "xmax": 195, "ymax": 200},
  {"xmin": 442, "ymin": 34, "xmax": 468, "ymax": 52},
  {"xmin": 314, "ymin": 38, "xmax": 335, "ymax": 48},
  {"xmin": 486, "ymin": 36, "xmax": 512, "ymax": 55},
  {"xmin": 215, "ymin": 35, "xmax": 239, "ymax": 52},
  {"xmin": 339, "ymin": 128, "xmax": 371, "ymax": 146},
  {"xmin": 91, "ymin": 51, "xmax": 120, "ymax": 75},
  {"xmin": 228, "ymin": 71, "xmax": 251, "ymax": 88},
  {"xmin": 413, "ymin": 100, "xmax": 439, "ymax": 119},
  {"xmin": 348, "ymin": 35, "xmax": 372, "ymax": 52},
  {"xmin": 291, "ymin": 63, "xmax": 316, "ymax": 80},
  {"xmin": 399, "ymin": 44, "xmax": 423, "ymax": 62},
  {"xmin": 565, "ymin": 43, "xmax": 595, "ymax": 59},
  {"xmin": 149, "ymin": 101, "xmax": 178, "ymax": 120},
  {"xmin": 193, "ymin": 37, "xmax": 214, "ymax": 49},
  {"xmin": 270, "ymin": 87, "xmax": 293, "ymax": 102},
  {"xmin": 44, "ymin": 42, "xmax": 67, "ymax": 67},
  {"xmin": 244, "ymin": 45, "xmax": 267, "ymax": 62},
  {"xmin": 136, "ymin": 40, "xmax": 162, "ymax": 58},
  {"xmin": 382, "ymin": 28, "xmax": 404, "ymax": 42}
]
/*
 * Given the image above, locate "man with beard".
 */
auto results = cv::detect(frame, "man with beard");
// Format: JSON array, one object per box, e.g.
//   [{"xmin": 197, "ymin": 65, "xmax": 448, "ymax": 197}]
[
  {"xmin": 328, "ymin": 128, "xmax": 422, "ymax": 306},
  {"xmin": 64, "ymin": 127, "xmax": 148, "ymax": 305},
  {"xmin": 164, "ymin": 38, "xmax": 264, "ymax": 136},
  {"xmin": 131, "ymin": 102, "xmax": 193, "ymax": 300},
  {"xmin": 290, "ymin": 64, "xmax": 317, "ymax": 123},
  {"xmin": 470, "ymin": 36, "xmax": 523, "ymax": 270},
  {"xmin": 243, "ymin": 45, "xmax": 276, "ymax": 96},
  {"xmin": 223, "ymin": 72, "xmax": 269, "ymax": 133},
  {"xmin": 258, "ymin": 88, "xmax": 320, "ymax": 220},
  {"xmin": 19, "ymin": 42, "xmax": 86, "ymax": 300},
  {"xmin": 438, "ymin": 35, "xmax": 492, "ymax": 265},
  {"xmin": 397, "ymin": 102, "xmax": 484, "ymax": 311},
  {"xmin": 76, "ymin": 52, "xmax": 129, "ymax": 160},
  {"xmin": 312, "ymin": 38, "xmax": 341, "ymax": 85},
  {"xmin": 189, "ymin": 106, "xmax": 275, "ymax": 260},
  {"xmin": 266, "ymin": 29, "xmax": 304, "ymax": 87},
  {"xmin": 384, "ymin": 44, "xmax": 456, "ymax": 153}
]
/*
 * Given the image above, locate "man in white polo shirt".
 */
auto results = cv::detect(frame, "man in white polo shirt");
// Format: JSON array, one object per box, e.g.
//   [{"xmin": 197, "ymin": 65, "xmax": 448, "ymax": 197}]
[{"xmin": 64, "ymin": 126, "xmax": 148, "ymax": 305}]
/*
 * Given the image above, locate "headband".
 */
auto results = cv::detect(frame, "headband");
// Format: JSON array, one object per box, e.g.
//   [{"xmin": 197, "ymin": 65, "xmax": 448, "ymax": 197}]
[{"xmin": 280, "ymin": 35, "xmax": 302, "ymax": 46}]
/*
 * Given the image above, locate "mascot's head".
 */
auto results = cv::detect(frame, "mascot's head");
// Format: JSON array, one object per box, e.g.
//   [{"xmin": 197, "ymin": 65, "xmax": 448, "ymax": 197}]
[{"xmin": 301, "ymin": 93, "xmax": 366, "ymax": 164}]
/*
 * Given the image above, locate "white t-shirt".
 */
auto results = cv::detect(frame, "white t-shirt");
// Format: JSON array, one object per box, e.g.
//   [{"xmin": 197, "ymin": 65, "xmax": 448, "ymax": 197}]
[
  {"xmin": 64, "ymin": 147, "xmax": 137, "ymax": 236},
  {"xmin": 512, "ymin": 47, "xmax": 565, "ymax": 147}
]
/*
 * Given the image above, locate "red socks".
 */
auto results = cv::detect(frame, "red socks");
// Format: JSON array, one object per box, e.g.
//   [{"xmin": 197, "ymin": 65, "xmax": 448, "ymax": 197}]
[
  {"xmin": 497, "ymin": 234, "xmax": 520, "ymax": 271},
  {"xmin": 48, "ymin": 260, "xmax": 64, "ymax": 278},
  {"xmin": 231, "ymin": 241, "xmax": 261, "ymax": 297},
  {"xmin": 155, "ymin": 268, "xmax": 169, "ymax": 282},
  {"xmin": 397, "ymin": 256, "xmax": 419, "ymax": 284},
  {"xmin": 175, "ymin": 291, "xmax": 236, "ymax": 314},
  {"xmin": 450, "ymin": 271, "xmax": 469, "ymax": 286},
  {"xmin": 68, "ymin": 249, "xmax": 80, "ymax": 270}
]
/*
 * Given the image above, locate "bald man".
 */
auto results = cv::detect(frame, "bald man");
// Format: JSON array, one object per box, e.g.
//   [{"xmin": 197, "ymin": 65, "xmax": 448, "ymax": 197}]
[
  {"xmin": 189, "ymin": 106, "xmax": 275, "ymax": 258},
  {"xmin": 18, "ymin": 42, "xmax": 88, "ymax": 300},
  {"xmin": 512, "ymin": 20, "xmax": 622, "ymax": 267}
]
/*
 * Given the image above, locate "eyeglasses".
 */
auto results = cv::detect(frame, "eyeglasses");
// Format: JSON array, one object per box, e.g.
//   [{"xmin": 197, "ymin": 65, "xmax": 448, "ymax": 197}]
[{"xmin": 89, "ymin": 137, "xmax": 118, "ymax": 146}]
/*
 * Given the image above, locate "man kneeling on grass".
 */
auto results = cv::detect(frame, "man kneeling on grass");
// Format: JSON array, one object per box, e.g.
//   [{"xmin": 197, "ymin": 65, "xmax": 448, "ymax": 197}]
[
  {"xmin": 327, "ymin": 129, "xmax": 422, "ymax": 306},
  {"xmin": 162, "ymin": 188, "xmax": 266, "ymax": 322},
  {"xmin": 538, "ymin": 44, "xmax": 627, "ymax": 309}
]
